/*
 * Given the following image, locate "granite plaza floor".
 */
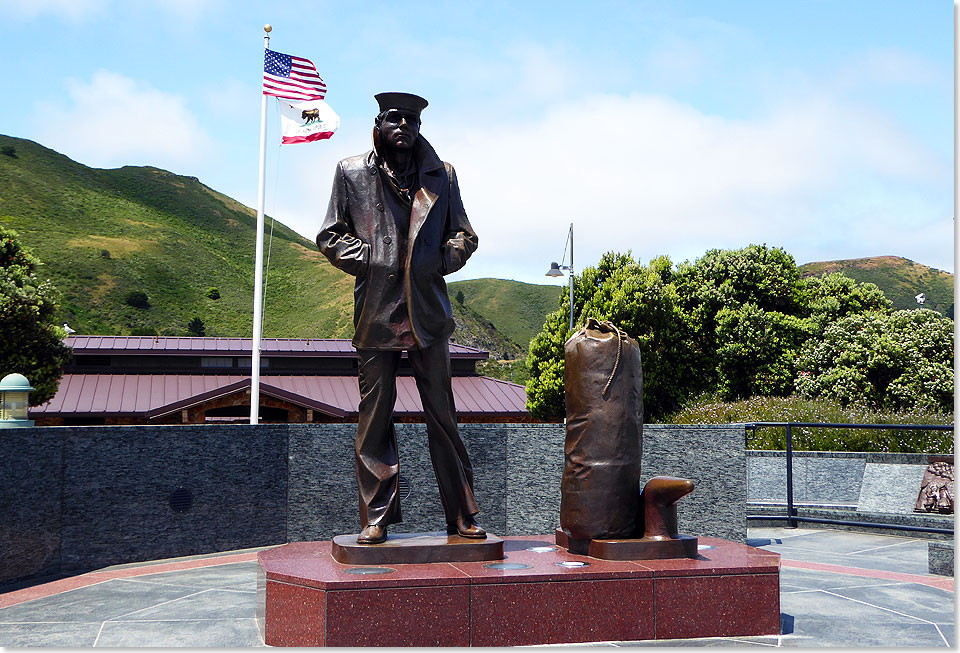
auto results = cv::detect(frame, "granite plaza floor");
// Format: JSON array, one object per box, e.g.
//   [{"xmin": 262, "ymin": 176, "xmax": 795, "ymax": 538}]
[{"xmin": 0, "ymin": 527, "xmax": 953, "ymax": 647}]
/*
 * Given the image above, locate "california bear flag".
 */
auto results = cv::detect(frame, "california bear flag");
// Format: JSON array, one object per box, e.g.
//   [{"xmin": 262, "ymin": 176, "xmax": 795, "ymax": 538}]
[{"xmin": 278, "ymin": 99, "xmax": 339, "ymax": 144}]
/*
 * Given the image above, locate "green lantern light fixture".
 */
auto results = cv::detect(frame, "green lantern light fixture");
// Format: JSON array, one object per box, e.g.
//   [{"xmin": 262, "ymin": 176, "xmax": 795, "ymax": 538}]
[{"xmin": 0, "ymin": 373, "xmax": 35, "ymax": 427}]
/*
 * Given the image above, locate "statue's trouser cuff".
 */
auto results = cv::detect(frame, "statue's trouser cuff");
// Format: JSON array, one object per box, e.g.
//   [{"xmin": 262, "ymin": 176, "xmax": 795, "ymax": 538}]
[{"xmin": 356, "ymin": 342, "xmax": 478, "ymax": 528}]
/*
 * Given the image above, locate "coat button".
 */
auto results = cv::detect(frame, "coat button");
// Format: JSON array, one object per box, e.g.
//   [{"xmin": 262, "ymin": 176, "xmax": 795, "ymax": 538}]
[
  {"xmin": 376, "ymin": 202, "xmax": 384, "ymax": 212},
  {"xmin": 383, "ymin": 236, "xmax": 392, "ymax": 244},
  {"xmin": 369, "ymin": 167, "xmax": 377, "ymax": 176},
  {"xmin": 387, "ymin": 273, "xmax": 398, "ymax": 283}
]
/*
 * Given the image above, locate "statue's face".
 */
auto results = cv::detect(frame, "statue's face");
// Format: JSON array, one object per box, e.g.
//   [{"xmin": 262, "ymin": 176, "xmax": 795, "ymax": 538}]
[{"xmin": 378, "ymin": 109, "xmax": 420, "ymax": 151}]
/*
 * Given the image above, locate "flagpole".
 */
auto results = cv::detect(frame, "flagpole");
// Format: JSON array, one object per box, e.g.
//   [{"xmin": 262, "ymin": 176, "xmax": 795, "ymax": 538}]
[{"xmin": 250, "ymin": 24, "xmax": 272, "ymax": 425}]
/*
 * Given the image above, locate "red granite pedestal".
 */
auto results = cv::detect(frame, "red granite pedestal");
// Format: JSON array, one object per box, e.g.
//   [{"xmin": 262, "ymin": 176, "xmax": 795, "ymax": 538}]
[{"xmin": 257, "ymin": 534, "xmax": 781, "ymax": 647}]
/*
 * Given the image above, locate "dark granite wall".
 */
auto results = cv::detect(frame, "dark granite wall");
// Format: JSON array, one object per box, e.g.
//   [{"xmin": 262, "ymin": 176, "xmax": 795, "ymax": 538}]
[
  {"xmin": 58, "ymin": 425, "xmax": 288, "ymax": 573},
  {"xmin": 643, "ymin": 425, "xmax": 747, "ymax": 542},
  {"xmin": 1, "ymin": 422, "xmax": 745, "ymax": 585},
  {"xmin": 0, "ymin": 428, "xmax": 62, "ymax": 583},
  {"xmin": 286, "ymin": 424, "xmax": 508, "ymax": 540}
]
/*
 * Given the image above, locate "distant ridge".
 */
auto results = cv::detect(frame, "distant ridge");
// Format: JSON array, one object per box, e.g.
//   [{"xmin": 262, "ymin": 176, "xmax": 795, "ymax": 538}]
[
  {"xmin": 799, "ymin": 256, "xmax": 954, "ymax": 316},
  {"xmin": 0, "ymin": 134, "xmax": 520, "ymax": 356}
]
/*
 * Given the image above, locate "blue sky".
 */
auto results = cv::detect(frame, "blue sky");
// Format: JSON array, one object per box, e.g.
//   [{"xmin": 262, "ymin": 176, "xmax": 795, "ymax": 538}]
[{"xmin": 0, "ymin": 0, "xmax": 953, "ymax": 284}]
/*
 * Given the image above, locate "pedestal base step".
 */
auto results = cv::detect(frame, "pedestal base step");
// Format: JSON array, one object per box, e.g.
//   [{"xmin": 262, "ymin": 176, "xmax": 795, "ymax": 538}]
[
  {"xmin": 331, "ymin": 531, "xmax": 504, "ymax": 564},
  {"xmin": 258, "ymin": 535, "xmax": 781, "ymax": 646},
  {"xmin": 556, "ymin": 528, "xmax": 699, "ymax": 560}
]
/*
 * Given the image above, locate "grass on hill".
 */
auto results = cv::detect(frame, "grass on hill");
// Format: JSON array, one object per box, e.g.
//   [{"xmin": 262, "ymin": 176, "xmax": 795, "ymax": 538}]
[
  {"xmin": 664, "ymin": 394, "xmax": 953, "ymax": 454},
  {"xmin": 799, "ymin": 256, "xmax": 954, "ymax": 316},
  {"xmin": 0, "ymin": 134, "xmax": 357, "ymax": 339},
  {"xmin": 448, "ymin": 278, "xmax": 564, "ymax": 351}
]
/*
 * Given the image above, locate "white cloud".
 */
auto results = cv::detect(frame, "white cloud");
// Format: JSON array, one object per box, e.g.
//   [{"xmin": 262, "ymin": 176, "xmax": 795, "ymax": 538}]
[
  {"xmin": 424, "ymin": 91, "xmax": 950, "ymax": 282},
  {"xmin": 35, "ymin": 70, "xmax": 214, "ymax": 171}
]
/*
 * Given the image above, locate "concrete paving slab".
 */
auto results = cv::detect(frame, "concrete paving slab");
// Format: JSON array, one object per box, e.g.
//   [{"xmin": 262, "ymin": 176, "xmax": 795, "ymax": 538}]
[
  {"xmin": 762, "ymin": 529, "xmax": 921, "ymax": 555},
  {"xmin": 934, "ymin": 622, "xmax": 955, "ymax": 647},
  {"xmin": 94, "ymin": 617, "xmax": 264, "ymax": 647},
  {"xmin": 0, "ymin": 621, "xmax": 102, "ymax": 647},
  {"xmin": 125, "ymin": 562, "xmax": 260, "ymax": 590},
  {"xmin": 829, "ymin": 583, "xmax": 956, "ymax": 622},
  {"xmin": 0, "ymin": 578, "xmax": 198, "ymax": 623},
  {"xmin": 765, "ymin": 543, "xmax": 930, "ymax": 575},
  {"xmin": 777, "ymin": 616, "xmax": 949, "ymax": 648},
  {"xmin": 112, "ymin": 588, "xmax": 257, "ymax": 621},
  {"xmin": 781, "ymin": 567, "xmax": 912, "ymax": 590},
  {"xmin": 614, "ymin": 636, "xmax": 780, "ymax": 647}
]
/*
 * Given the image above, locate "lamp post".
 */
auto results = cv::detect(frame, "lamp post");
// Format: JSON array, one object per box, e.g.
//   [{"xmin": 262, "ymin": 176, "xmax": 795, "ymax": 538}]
[
  {"xmin": 0, "ymin": 373, "xmax": 35, "ymax": 428},
  {"xmin": 546, "ymin": 222, "xmax": 575, "ymax": 331}
]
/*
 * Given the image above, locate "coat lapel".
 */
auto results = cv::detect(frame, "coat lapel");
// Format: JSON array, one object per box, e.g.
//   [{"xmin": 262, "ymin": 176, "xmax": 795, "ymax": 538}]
[{"xmin": 407, "ymin": 136, "xmax": 445, "ymax": 245}]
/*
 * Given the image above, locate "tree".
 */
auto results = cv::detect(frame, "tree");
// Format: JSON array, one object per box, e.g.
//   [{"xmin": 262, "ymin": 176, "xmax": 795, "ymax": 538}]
[
  {"xmin": 0, "ymin": 226, "xmax": 70, "ymax": 405},
  {"xmin": 526, "ymin": 252, "xmax": 695, "ymax": 421},
  {"xmin": 802, "ymin": 272, "xmax": 892, "ymax": 335},
  {"xmin": 1, "ymin": 146, "xmax": 16, "ymax": 158},
  {"xmin": 714, "ymin": 303, "xmax": 807, "ymax": 399},
  {"xmin": 795, "ymin": 309, "xmax": 954, "ymax": 411},
  {"xmin": 187, "ymin": 316, "xmax": 206, "ymax": 336},
  {"xmin": 673, "ymin": 244, "xmax": 807, "ymax": 392},
  {"xmin": 455, "ymin": 289, "xmax": 465, "ymax": 305}
]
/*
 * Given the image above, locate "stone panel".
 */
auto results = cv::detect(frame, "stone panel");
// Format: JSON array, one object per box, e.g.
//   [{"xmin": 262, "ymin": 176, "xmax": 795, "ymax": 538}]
[
  {"xmin": 505, "ymin": 424, "xmax": 564, "ymax": 535},
  {"xmin": 799, "ymin": 456, "xmax": 866, "ymax": 504},
  {"xmin": 286, "ymin": 424, "xmax": 356, "ymax": 541},
  {"xmin": 642, "ymin": 425, "xmax": 746, "ymax": 542},
  {"xmin": 928, "ymin": 541, "xmax": 954, "ymax": 576},
  {"xmin": 287, "ymin": 423, "xmax": 506, "ymax": 539},
  {"xmin": 857, "ymin": 463, "xmax": 928, "ymax": 513},
  {"xmin": 59, "ymin": 425, "xmax": 287, "ymax": 572},
  {"xmin": 0, "ymin": 428, "xmax": 62, "ymax": 583}
]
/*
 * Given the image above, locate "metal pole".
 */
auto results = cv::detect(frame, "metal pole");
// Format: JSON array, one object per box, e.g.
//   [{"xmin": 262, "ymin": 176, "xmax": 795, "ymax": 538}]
[
  {"xmin": 250, "ymin": 26, "xmax": 271, "ymax": 425},
  {"xmin": 567, "ymin": 222, "xmax": 574, "ymax": 331},
  {"xmin": 785, "ymin": 424, "xmax": 796, "ymax": 528}
]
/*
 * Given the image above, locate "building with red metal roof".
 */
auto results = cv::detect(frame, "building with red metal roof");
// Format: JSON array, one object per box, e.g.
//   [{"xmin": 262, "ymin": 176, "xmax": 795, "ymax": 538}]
[{"xmin": 30, "ymin": 337, "xmax": 530, "ymax": 425}]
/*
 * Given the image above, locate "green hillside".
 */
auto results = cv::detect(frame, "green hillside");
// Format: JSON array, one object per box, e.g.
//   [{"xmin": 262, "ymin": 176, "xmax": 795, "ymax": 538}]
[
  {"xmin": 0, "ymin": 134, "xmax": 358, "ymax": 338},
  {"xmin": 0, "ymin": 135, "xmax": 517, "ymax": 356},
  {"xmin": 447, "ymin": 278, "xmax": 564, "ymax": 351},
  {"xmin": 799, "ymin": 256, "xmax": 954, "ymax": 317}
]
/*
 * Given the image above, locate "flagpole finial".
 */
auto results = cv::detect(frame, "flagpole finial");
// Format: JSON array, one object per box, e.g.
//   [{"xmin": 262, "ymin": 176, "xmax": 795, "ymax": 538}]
[{"xmin": 264, "ymin": 24, "xmax": 272, "ymax": 33}]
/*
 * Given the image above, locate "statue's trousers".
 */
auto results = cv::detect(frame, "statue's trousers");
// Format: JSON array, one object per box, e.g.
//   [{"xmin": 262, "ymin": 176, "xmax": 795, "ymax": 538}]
[{"xmin": 355, "ymin": 342, "xmax": 479, "ymax": 528}]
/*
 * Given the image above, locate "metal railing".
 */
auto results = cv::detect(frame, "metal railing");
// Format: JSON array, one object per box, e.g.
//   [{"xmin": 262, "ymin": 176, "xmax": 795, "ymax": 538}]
[{"xmin": 743, "ymin": 422, "xmax": 954, "ymax": 534}]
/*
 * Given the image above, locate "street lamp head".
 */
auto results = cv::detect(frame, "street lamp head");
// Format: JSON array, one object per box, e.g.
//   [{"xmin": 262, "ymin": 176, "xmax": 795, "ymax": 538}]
[
  {"xmin": 0, "ymin": 372, "xmax": 35, "ymax": 427},
  {"xmin": 546, "ymin": 262, "xmax": 564, "ymax": 277}
]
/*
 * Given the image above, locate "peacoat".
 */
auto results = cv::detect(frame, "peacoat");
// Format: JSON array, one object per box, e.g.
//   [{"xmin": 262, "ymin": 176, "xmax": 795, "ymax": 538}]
[{"xmin": 317, "ymin": 134, "xmax": 478, "ymax": 350}]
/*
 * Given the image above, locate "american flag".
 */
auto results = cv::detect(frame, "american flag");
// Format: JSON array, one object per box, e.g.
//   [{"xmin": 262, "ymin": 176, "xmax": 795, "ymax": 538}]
[{"xmin": 263, "ymin": 49, "xmax": 326, "ymax": 101}]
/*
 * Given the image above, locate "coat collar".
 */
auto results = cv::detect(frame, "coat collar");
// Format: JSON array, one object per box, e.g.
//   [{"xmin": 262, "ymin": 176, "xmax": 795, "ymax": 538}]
[{"xmin": 367, "ymin": 130, "xmax": 446, "ymax": 241}]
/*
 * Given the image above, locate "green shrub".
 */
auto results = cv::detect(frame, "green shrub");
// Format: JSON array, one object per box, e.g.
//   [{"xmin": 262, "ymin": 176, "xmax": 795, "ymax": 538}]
[
  {"xmin": 125, "ymin": 291, "xmax": 149, "ymax": 309},
  {"xmin": 665, "ymin": 394, "xmax": 953, "ymax": 453},
  {"xmin": 206, "ymin": 287, "xmax": 220, "ymax": 300},
  {"xmin": 795, "ymin": 309, "xmax": 953, "ymax": 412},
  {"xmin": 1, "ymin": 146, "xmax": 16, "ymax": 158},
  {"xmin": 187, "ymin": 316, "xmax": 205, "ymax": 336}
]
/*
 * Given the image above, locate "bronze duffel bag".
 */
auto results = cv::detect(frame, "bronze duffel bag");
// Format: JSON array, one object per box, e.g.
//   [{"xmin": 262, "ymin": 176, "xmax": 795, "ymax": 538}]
[{"xmin": 560, "ymin": 318, "xmax": 644, "ymax": 541}]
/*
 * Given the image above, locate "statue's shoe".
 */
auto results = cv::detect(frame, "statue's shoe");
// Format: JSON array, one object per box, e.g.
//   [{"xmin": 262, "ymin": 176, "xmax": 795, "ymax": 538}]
[
  {"xmin": 447, "ymin": 516, "xmax": 486, "ymax": 538},
  {"xmin": 357, "ymin": 524, "xmax": 387, "ymax": 544}
]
